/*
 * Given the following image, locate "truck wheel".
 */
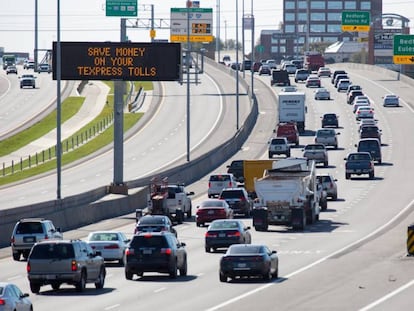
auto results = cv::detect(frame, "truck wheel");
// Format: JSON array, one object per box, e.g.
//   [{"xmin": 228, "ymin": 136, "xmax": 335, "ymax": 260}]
[
  {"xmin": 94, "ymin": 267, "xmax": 106, "ymax": 289},
  {"xmin": 12, "ymin": 252, "xmax": 20, "ymax": 261},
  {"xmin": 30, "ymin": 282, "xmax": 41, "ymax": 294},
  {"xmin": 268, "ymin": 152, "xmax": 273, "ymax": 158},
  {"xmin": 75, "ymin": 271, "xmax": 86, "ymax": 292},
  {"xmin": 125, "ymin": 270, "xmax": 133, "ymax": 280},
  {"xmin": 286, "ymin": 152, "xmax": 291, "ymax": 157},
  {"xmin": 345, "ymin": 173, "xmax": 350, "ymax": 180},
  {"xmin": 186, "ymin": 205, "xmax": 192, "ymax": 218},
  {"xmin": 324, "ymin": 161, "xmax": 328, "ymax": 167}
]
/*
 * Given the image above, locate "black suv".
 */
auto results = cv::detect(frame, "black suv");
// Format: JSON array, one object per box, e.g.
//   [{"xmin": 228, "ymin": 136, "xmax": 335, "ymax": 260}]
[
  {"xmin": 226, "ymin": 160, "xmax": 244, "ymax": 182},
  {"xmin": 27, "ymin": 240, "xmax": 106, "ymax": 293},
  {"xmin": 11, "ymin": 218, "xmax": 63, "ymax": 261},
  {"xmin": 134, "ymin": 215, "xmax": 177, "ymax": 237},
  {"xmin": 219, "ymin": 187, "xmax": 253, "ymax": 217},
  {"xmin": 125, "ymin": 232, "xmax": 187, "ymax": 279},
  {"xmin": 321, "ymin": 113, "xmax": 339, "ymax": 128}
]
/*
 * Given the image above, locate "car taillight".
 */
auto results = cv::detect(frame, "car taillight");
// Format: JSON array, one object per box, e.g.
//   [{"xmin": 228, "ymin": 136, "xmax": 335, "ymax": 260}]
[
  {"xmin": 44, "ymin": 235, "xmax": 49, "ymax": 240},
  {"xmin": 208, "ymin": 182, "xmax": 211, "ymax": 188},
  {"xmin": 205, "ymin": 232, "xmax": 218, "ymax": 238},
  {"xmin": 104, "ymin": 244, "xmax": 120, "ymax": 249},
  {"xmin": 227, "ymin": 231, "xmax": 241, "ymax": 237},
  {"xmin": 161, "ymin": 248, "xmax": 172, "ymax": 255},
  {"xmin": 228, "ymin": 182, "xmax": 233, "ymax": 188},
  {"xmin": 217, "ymin": 209, "xmax": 226, "ymax": 216},
  {"xmin": 11, "ymin": 236, "xmax": 15, "ymax": 244},
  {"xmin": 71, "ymin": 260, "xmax": 78, "ymax": 271},
  {"xmin": 0, "ymin": 298, "xmax": 5, "ymax": 305},
  {"xmin": 125, "ymin": 248, "xmax": 134, "ymax": 256},
  {"xmin": 26, "ymin": 262, "xmax": 31, "ymax": 273},
  {"xmin": 240, "ymin": 196, "xmax": 246, "ymax": 201}
]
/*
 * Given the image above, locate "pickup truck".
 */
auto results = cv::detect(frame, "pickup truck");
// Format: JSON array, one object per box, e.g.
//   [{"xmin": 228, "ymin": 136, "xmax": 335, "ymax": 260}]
[
  {"xmin": 303, "ymin": 143, "xmax": 328, "ymax": 167},
  {"xmin": 344, "ymin": 152, "xmax": 375, "ymax": 179}
]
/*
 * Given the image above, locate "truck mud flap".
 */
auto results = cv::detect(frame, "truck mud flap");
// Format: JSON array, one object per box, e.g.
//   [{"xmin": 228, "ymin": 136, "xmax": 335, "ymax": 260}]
[
  {"xmin": 291, "ymin": 208, "xmax": 305, "ymax": 230},
  {"xmin": 252, "ymin": 208, "xmax": 268, "ymax": 231}
]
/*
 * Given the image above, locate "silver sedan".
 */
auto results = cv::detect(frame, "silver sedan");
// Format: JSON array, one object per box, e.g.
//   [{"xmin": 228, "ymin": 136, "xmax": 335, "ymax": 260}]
[
  {"xmin": 86, "ymin": 231, "xmax": 130, "ymax": 266},
  {"xmin": 314, "ymin": 87, "xmax": 331, "ymax": 100}
]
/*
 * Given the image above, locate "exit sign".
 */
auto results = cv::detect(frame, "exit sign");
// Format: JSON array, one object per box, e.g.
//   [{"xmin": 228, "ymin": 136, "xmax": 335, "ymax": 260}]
[
  {"xmin": 393, "ymin": 34, "xmax": 414, "ymax": 64},
  {"xmin": 341, "ymin": 11, "xmax": 370, "ymax": 32},
  {"xmin": 106, "ymin": 0, "xmax": 137, "ymax": 17}
]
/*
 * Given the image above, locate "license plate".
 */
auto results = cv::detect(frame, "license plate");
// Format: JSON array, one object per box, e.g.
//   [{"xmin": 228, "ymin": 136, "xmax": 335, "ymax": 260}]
[
  {"xmin": 237, "ymin": 263, "xmax": 246, "ymax": 268},
  {"xmin": 143, "ymin": 249, "xmax": 152, "ymax": 255},
  {"xmin": 208, "ymin": 210, "xmax": 214, "ymax": 215},
  {"xmin": 46, "ymin": 275, "xmax": 57, "ymax": 280},
  {"xmin": 219, "ymin": 233, "xmax": 226, "ymax": 237},
  {"xmin": 23, "ymin": 237, "xmax": 35, "ymax": 243}
]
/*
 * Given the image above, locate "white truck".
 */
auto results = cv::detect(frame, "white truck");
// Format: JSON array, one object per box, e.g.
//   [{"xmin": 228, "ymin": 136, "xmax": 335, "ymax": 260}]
[
  {"xmin": 137, "ymin": 178, "xmax": 194, "ymax": 224},
  {"xmin": 252, "ymin": 158, "xmax": 321, "ymax": 231},
  {"xmin": 278, "ymin": 91, "xmax": 306, "ymax": 133}
]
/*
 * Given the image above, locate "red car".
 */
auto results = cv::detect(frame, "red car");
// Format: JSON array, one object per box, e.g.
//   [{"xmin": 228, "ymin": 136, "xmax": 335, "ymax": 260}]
[
  {"xmin": 275, "ymin": 122, "xmax": 299, "ymax": 146},
  {"xmin": 195, "ymin": 199, "xmax": 233, "ymax": 227}
]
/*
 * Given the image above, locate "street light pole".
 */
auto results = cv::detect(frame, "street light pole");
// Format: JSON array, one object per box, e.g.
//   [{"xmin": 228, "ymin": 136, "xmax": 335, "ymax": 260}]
[
  {"xmin": 56, "ymin": 0, "xmax": 62, "ymax": 199},
  {"xmin": 235, "ymin": 0, "xmax": 239, "ymax": 130}
]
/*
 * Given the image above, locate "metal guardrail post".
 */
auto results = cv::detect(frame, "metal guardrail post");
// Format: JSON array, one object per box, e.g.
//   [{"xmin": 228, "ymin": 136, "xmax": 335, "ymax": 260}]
[{"xmin": 407, "ymin": 224, "xmax": 414, "ymax": 256}]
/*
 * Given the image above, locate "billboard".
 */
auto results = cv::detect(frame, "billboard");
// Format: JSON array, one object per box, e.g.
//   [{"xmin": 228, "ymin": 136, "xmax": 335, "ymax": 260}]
[{"xmin": 53, "ymin": 42, "xmax": 181, "ymax": 81}]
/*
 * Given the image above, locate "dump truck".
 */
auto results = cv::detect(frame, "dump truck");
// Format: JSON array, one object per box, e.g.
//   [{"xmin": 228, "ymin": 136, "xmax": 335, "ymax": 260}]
[
  {"xmin": 252, "ymin": 158, "xmax": 320, "ymax": 231},
  {"xmin": 243, "ymin": 160, "xmax": 275, "ymax": 198}
]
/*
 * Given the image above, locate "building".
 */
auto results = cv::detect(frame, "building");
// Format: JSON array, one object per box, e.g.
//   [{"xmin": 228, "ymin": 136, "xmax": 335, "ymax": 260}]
[{"xmin": 260, "ymin": 0, "xmax": 382, "ymax": 61}]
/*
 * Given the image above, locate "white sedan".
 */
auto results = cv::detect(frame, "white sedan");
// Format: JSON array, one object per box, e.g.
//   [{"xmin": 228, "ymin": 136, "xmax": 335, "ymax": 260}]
[
  {"xmin": 355, "ymin": 106, "xmax": 374, "ymax": 120},
  {"xmin": 382, "ymin": 94, "xmax": 400, "ymax": 107},
  {"xmin": 314, "ymin": 87, "xmax": 331, "ymax": 100},
  {"xmin": 86, "ymin": 231, "xmax": 130, "ymax": 266}
]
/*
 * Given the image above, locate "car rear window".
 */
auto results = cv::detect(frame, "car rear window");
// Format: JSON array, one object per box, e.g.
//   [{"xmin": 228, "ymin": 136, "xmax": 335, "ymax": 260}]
[
  {"xmin": 138, "ymin": 217, "xmax": 165, "ymax": 225},
  {"xmin": 90, "ymin": 233, "xmax": 118, "ymax": 241},
  {"xmin": 228, "ymin": 245, "xmax": 262, "ymax": 254},
  {"xmin": 209, "ymin": 175, "xmax": 231, "ymax": 182},
  {"xmin": 16, "ymin": 222, "xmax": 43, "ymax": 234},
  {"xmin": 317, "ymin": 130, "xmax": 334, "ymax": 136},
  {"xmin": 30, "ymin": 243, "xmax": 74, "ymax": 259},
  {"xmin": 130, "ymin": 235, "xmax": 168, "ymax": 248},
  {"xmin": 200, "ymin": 200, "xmax": 224, "ymax": 207},
  {"xmin": 210, "ymin": 221, "xmax": 239, "ymax": 230},
  {"xmin": 220, "ymin": 190, "xmax": 244, "ymax": 199}
]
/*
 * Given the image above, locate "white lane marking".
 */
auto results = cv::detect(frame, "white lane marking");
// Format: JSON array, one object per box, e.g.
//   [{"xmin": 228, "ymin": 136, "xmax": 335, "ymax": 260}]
[
  {"xmin": 360, "ymin": 279, "xmax": 414, "ymax": 311},
  {"xmin": 104, "ymin": 304, "xmax": 121, "ymax": 310},
  {"xmin": 206, "ymin": 197, "xmax": 414, "ymax": 311},
  {"xmin": 7, "ymin": 275, "xmax": 22, "ymax": 281},
  {"xmin": 154, "ymin": 287, "xmax": 166, "ymax": 293}
]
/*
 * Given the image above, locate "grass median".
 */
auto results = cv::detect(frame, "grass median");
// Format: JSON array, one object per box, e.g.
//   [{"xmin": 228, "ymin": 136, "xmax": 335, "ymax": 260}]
[{"xmin": 0, "ymin": 81, "xmax": 152, "ymax": 186}]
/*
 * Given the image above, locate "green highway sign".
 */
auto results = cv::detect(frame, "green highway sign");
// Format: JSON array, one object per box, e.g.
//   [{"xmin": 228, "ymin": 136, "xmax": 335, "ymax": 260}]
[
  {"xmin": 106, "ymin": 0, "xmax": 137, "ymax": 17},
  {"xmin": 341, "ymin": 11, "xmax": 370, "ymax": 32},
  {"xmin": 393, "ymin": 34, "xmax": 414, "ymax": 64}
]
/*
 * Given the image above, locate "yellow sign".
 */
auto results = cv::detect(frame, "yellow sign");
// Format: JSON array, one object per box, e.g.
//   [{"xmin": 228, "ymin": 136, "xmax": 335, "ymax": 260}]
[
  {"xmin": 341, "ymin": 25, "xmax": 370, "ymax": 32},
  {"xmin": 393, "ymin": 55, "xmax": 414, "ymax": 65},
  {"xmin": 150, "ymin": 29, "xmax": 156, "ymax": 38},
  {"xmin": 170, "ymin": 35, "xmax": 213, "ymax": 42}
]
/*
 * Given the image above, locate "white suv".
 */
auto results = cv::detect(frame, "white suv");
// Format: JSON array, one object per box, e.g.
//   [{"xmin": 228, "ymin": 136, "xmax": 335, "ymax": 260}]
[
  {"xmin": 11, "ymin": 218, "xmax": 63, "ymax": 261},
  {"xmin": 268, "ymin": 137, "xmax": 291, "ymax": 158},
  {"xmin": 208, "ymin": 174, "xmax": 237, "ymax": 198}
]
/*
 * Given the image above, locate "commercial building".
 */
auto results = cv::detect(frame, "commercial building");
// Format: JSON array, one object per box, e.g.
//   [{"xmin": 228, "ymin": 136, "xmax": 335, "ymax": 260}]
[{"xmin": 260, "ymin": 0, "xmax": 382, "ymax": 61}]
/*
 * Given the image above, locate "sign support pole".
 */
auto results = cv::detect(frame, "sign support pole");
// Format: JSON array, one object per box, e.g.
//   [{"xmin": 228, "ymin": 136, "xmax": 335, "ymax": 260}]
[{"xmin": 112, "ymin": 18, "xmax": 127, "ymax": 193}]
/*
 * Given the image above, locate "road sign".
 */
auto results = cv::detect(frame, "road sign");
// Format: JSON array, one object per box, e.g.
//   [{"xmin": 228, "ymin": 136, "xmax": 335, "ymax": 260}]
[
  {"xmin": 341, "ymin": 11, "xmax": 370, "ymax": 32},
  {"xmin": 170, "ymin": 8, "xmax": 213, "ymax": 43},
  {"xmin": 393, "ymin": 34, "xmax": 414, "ymax": 64},
  {"xmin": 106, "ymin": 0, "xmax": 137, "ymax": 17},
  {"xmin": 53, "ymin": 42, "xmax": 181, "ymax": 81}
]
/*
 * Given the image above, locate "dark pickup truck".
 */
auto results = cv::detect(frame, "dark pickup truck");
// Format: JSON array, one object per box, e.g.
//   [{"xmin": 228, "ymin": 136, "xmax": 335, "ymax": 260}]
[{"xmin": 344, "ymin": 152, "xmax": 375, "ymax": 179}]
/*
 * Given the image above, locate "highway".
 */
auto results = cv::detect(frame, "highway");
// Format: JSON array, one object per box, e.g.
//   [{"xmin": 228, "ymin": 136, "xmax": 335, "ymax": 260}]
[
  {"xmin": 1, "ymin": 62, "xmax": 414, "ymax": 310},
  {"xmin": 0, "ymin": 61, "xmax": 251, "ymax": 209},
  {"xmin": 0, "ymin": 66, "xmax": 70, "ymax": 139}
]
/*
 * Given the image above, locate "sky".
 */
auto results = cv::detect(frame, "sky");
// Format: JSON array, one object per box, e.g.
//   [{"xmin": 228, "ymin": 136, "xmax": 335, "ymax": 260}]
[{"xmin": 0, "ymin": 0, "xmax": 413, "ymax": 58}]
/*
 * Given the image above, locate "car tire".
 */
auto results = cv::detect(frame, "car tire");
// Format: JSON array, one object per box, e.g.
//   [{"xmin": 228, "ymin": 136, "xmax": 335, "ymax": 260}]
[
  {"xmin": 268, "ymin": 152, "xmax": 273, "ymax": 158},
  {"xmin": 95, "ymin": 267, "xmax": 106, "ymax": 289},
  {"xmin": 169, "ymin": 260, "xmax": 178, "ymax": 279},
  {"xmin": 324, "ymin": 161, "xmax": 328, "ymax": 167},
  {"xmin": 30, "ymin": 282, "xmax": 41, "ymax": 294},
  {"xmin": 369, "ymin": 172, "xmax": 375, "ymax": 179},
  {"xmin": 76, "ymin": 271, "xmax": 86, "ymax": 292},
  {"xmin": 179, "ymin": 258, "xmax": 188, "ymax": 276},
  {"xmin": 125, "ymin": 269, "xmax": 133, "ymax": 280},
  {"xmin": 273, "ymin": 268, "xmax": 279, "ymax": 279},
  {"xmin": 263, "ymin": 269, "xmax": 272, "ymax": 281},
  {"xmin": 12, "ymin": 252, "xmax": 20, "ymax": 261},
  {"xmin": 332, "ymin": 194, "xmax": 338, "ymax": 201},
  {"xmin": 51, "ymin": 282, "xmax": 61, "ymax": 290},
  {"xmin": 219, "ymin": 271, "xmax": 227, "ymax": 282},
  {"xmin": 187, "ymin": 205, "xmax": 192, "ymax": 219},
  {"xmin": 345, "ymin": 173, "xmax": 350, "ymax": 180}
]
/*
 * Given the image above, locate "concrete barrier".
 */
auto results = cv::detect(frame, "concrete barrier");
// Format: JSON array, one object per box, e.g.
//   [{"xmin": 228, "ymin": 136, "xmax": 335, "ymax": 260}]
[{"xmin": 0, "ymin": 60, "xmax": 258, "ymax": 248}]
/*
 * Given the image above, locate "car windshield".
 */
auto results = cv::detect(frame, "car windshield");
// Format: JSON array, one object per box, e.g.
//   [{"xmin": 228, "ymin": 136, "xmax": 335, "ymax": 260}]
[
  {"xmin": 30, "ymin": 243, "xmax": 74, "ymax": 259},
  {"xmin": 210, "ymin": 221, "xmax": 240, "ymax": 230}
]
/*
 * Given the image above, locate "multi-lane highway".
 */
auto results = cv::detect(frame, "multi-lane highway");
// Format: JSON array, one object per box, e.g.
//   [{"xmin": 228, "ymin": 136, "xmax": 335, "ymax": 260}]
[{"xmin": 1, "ymin": 61, "xmax": 414, "ymax": 310}]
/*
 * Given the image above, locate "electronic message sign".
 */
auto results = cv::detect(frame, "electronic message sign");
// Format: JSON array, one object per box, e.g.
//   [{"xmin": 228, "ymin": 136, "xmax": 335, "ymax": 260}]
[{"xmin": 53, "ymin": 42, "xmax": 181, "ymax": 81}]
